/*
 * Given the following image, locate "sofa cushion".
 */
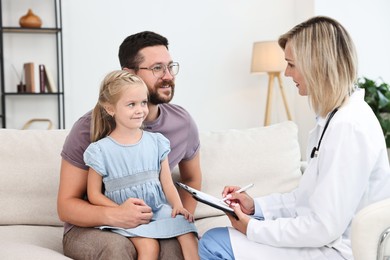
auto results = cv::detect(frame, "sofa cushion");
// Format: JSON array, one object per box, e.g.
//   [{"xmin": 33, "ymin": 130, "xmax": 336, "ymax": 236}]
[
  {"xmin": 0, "ymin": 129, "xmax": 69, "ymax": 226},
  {"xmin": 0, "ymin": 225, "xmax": 69, "ymax": 259},
  {"xmin": 195, "ymin": 215, "xmax": 231, "ymax": 237},
  {"xmin": 178, "ymin": 121, "xmax": 302, "ymax": 219}
]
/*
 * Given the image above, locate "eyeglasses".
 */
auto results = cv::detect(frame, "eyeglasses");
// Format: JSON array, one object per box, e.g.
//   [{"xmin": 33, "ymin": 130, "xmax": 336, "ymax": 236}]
[{"xmin": 137, "ymin": 62, "xmax": 180, "ymax": 78}]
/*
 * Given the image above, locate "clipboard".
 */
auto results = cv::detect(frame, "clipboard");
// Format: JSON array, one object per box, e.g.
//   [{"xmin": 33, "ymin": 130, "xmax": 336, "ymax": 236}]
[{"xmin": 176, "ymin": 182, "xmax": 238, "ymax": 220}]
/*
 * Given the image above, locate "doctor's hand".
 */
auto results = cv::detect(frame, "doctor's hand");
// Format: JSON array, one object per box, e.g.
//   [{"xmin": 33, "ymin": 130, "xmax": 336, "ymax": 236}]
[
  {"xmin": 227, "ymin": 204, "xmax": 251, "ymax": 235},
  {"xmin": 222, "ymin": 186, "xmax": 255, "ymax": 215}
]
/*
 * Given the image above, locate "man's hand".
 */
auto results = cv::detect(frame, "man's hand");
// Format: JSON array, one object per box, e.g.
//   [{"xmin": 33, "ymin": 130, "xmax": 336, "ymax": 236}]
[{"xmin": 109, "ymin": 198, "xmax": 153, "ymax": 228}]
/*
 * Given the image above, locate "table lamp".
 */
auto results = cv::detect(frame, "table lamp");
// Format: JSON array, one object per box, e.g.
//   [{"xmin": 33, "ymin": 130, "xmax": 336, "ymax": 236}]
[{"xmin": 251, "ymin": 41, "xmax": 292, "ymax": 126}]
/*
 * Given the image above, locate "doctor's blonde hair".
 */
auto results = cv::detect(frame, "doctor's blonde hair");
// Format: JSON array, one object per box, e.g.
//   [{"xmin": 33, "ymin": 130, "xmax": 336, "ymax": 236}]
[
  {"xmin": 278, "ymin": 16, "xmax": 358, "ymax": 117},
  {"xmin": 91, "ymin": 70, "xmax": 148, "ymax": 142}
]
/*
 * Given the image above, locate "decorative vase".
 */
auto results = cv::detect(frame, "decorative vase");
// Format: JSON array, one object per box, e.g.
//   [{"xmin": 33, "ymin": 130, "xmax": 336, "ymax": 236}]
[{"xmin": 19, "ymin": 9, "xmax": 42, "ymax": 28}]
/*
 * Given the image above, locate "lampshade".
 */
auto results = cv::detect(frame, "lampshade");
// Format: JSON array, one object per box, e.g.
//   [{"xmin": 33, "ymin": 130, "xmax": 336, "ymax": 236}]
[{"xmin": 250, "ymin": 41, "xmax": 286, "ymax": 73}]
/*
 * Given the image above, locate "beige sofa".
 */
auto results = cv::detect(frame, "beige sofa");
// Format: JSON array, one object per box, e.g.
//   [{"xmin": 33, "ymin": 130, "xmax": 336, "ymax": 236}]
[{"xmin": 0, "ymin": 121, "xmax": 388, "ymax": 259}]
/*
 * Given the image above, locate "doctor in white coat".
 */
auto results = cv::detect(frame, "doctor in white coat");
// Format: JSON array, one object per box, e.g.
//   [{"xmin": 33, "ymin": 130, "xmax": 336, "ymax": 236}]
[{"xmin": 198, "ymin": 16, "xmax": 390, "ymax": 260}]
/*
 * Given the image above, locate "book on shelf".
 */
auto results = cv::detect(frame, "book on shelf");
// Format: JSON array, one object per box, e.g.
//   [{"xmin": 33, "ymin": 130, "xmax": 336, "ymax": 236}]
[
  {"xmin": 23, "ymin": 62, "xmax": 35, "ymax": 93},
  {"xmin": 39, "ymin": 64, "xmax": 46, "ymax": 93},
  {"xmin": 44, "ymin": 65, "xmax": 57, "ymax": 93}
]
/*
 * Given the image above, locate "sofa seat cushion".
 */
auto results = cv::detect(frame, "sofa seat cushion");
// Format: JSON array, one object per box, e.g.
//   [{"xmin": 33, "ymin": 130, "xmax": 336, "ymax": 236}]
[
  {"xmin": 0, "ymin": 225, "xmax": 69, "ymax": 259},
  {"xmin": 195, "ymin": 215, "xmax": 231, "ymax": 237},
  {"xmin": 174, "ymin": 121, "xmax": 302, "ymax": 220}
]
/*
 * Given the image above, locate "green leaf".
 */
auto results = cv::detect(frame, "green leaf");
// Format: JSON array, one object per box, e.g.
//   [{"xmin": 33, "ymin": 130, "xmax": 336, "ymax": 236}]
[
  {"xmin": 358, "ymin": 77, "xmax": 390, "ymax": 148},
  {"xmin": 378, "ymin": 91, "xmax": 390, "ymax": 110}
]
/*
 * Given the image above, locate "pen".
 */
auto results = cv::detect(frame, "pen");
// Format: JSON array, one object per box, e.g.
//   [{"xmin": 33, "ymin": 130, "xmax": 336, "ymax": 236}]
[{"xmin": 221, "ymin": 183, "xmax": 254, "ymax": 202}]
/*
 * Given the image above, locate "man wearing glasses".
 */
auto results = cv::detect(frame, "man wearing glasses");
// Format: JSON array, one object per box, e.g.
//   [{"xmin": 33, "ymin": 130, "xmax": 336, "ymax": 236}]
[{"xmin": 58, "ymin": 31, "xmax": 202, "ymax": 259}]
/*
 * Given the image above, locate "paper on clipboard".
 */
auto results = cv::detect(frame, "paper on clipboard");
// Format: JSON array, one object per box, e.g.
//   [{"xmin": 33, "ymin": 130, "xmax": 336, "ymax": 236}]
[{"xmin": 176, "ymin": 182, "xmax": 238, "ymax": 219}]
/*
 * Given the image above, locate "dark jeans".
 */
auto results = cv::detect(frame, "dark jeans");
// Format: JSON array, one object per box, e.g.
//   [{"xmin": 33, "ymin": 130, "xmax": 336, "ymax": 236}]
[{"xmin": 63, "ymin": 226, "xmax": 184, "ymax": 260}]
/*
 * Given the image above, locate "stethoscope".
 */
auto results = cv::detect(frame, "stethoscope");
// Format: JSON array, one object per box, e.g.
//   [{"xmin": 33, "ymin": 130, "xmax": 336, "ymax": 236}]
[{"xmin": 310, "ymin": 108, "xmax": 339, "ymax": 158}]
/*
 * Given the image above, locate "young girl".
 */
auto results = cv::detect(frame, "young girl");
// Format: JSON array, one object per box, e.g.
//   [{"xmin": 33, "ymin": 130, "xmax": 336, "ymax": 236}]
[{"xmin": 84, "ymin": 70, "xmax": 199, "ymax": 260}]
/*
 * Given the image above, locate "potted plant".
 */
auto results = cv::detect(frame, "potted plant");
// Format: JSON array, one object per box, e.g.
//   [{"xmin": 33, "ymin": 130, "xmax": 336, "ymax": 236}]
[{"xmin": 357, "ymin": 77, "xmax": 390, "ymax": 148}]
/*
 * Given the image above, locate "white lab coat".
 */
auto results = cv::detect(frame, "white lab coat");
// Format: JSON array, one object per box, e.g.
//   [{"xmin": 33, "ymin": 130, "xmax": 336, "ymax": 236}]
[{"xmin": 230, "ymin": 89, "xmax": 390, "ymax": 260}]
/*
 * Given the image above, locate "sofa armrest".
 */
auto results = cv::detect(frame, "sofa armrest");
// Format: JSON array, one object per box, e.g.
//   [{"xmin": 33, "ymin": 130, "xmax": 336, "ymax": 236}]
[
  {"xmin": 351, "ymin": 198, "xmax": 390, "ymax": 260},
  {"xmin": 378, "ymin": 227, "xmax": 390, "ymax": 260}
]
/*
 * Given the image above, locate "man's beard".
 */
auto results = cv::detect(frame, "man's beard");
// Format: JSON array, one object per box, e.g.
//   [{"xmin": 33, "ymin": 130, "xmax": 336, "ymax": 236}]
[{"xmin": 148, "ymin": 79, "xmax": 175, "ymax": 105}]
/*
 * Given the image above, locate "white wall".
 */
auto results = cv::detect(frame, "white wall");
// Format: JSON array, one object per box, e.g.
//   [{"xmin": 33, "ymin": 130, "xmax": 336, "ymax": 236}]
[
  {"xmin": 289, "ymin": 0, "xmax": 316, "ymax": 158},
  {"xmin": 293, "ymin": 0, "xmax": 390, "ymax": 158},
  {"xmin": 315, "ymin": 0, "xmax": 390, "ymax": 83},
  {"xmin": 61, "ymin": 0, "xmax": 390, "ymax": 160},
  {"xmin": 61, "ymin": 0, "xmax": 296, "ymax": 132},
  {"xmin": 3, "ymin": 0, "xmax": 390, "ymax": 159}
]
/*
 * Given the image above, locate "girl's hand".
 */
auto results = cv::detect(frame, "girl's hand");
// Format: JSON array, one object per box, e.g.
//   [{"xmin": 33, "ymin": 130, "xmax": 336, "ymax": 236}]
[{"xmin": 172, "ymin": 206, "xmax": 195, "ymax": 222}]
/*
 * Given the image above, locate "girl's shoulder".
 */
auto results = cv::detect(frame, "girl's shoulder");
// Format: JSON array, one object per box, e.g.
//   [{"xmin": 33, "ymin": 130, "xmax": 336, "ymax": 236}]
[
  {"xmin": 142, "ymin": 131, "xmax": 170, "ymax": 149},
  {"xmin": 143, "ymin": 131, "xmax": 169, "ymax": 141}
]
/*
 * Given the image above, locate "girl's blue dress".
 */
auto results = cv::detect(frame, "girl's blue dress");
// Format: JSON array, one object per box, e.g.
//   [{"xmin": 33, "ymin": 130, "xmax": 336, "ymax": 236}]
[{"xmin": 84, "ymin": 131, "xmax": 197, "ymax": 238}]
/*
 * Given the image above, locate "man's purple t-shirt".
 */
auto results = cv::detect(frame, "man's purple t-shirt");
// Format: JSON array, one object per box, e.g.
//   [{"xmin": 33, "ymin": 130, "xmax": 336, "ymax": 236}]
[{"xmin": 60, "ymin": 103, "xmax": 200, "ymax": 233}]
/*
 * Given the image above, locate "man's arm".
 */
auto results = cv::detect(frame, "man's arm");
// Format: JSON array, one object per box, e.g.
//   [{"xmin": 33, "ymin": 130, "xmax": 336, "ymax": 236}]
[
  {"xmin": 57, "ymin": 159, "xmax": 153, "ymax": 228},
  {"xmin": 178, "ymin": 152, "xmax": 202, "ymax": 214}
]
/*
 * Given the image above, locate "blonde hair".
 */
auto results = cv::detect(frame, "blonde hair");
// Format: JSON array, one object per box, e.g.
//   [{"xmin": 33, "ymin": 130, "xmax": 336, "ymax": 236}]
[
  {"xmin": 91, "ymin": 70, "xmax": 148, "ymax": 142},
  {"xmin": 278, "ymin": 16, "xmax": 358, "ymax": 117}
]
